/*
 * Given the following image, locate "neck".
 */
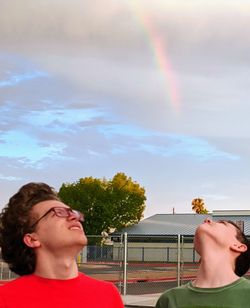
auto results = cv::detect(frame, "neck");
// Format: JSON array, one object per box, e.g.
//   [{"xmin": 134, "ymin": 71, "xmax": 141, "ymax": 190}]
[
  {"xmin": 34, "ymin": 252, "xmax": 79, "ymax": 280},
  {"xmin": 193, "ymin": 253, "xmax": 239, "ymax": 288}
]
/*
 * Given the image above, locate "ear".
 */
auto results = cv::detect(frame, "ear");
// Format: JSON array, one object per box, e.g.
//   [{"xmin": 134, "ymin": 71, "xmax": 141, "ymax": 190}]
[
  {"xmin": 23, "ymin": 233, "xmax": 41, "ymax": 248},
  {"xmin": 231, "ymin": 242, "xmax": 247, "ymax": 253}
]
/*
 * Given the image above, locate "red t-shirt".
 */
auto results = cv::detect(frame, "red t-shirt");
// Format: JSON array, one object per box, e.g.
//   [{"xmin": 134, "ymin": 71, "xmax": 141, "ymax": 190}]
[{"xmin": 0, "ymin": 273, "xmax": 124, "ymax": 308}]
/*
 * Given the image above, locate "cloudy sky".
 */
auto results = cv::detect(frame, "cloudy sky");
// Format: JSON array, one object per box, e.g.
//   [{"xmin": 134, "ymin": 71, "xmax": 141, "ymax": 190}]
[{"xmin": 1, "ymin": 0, "xmax": 250, "ymax": 218}]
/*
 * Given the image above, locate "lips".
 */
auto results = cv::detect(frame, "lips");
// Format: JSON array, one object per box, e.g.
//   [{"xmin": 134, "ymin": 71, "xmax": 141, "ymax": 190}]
[{"xmin": 69, "ymin": 223, "xmax": 83, "ymax": 231}]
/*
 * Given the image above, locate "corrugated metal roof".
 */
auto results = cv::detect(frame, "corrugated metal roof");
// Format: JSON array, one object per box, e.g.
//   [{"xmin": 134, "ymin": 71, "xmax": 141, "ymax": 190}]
[
  {"xmin": 115, "ymin": 213, "xmax": 250, "ymax": 236},
  {"xmin": 116, "ymin": 213, "xmax": 211, "ymax": 236}
]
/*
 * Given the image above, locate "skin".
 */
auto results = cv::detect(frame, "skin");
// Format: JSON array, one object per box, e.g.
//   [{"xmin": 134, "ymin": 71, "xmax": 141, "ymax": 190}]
[
  {"xmin": 23, "ymin": 200, "xmax": 88, "ymax": 280},
  {"xmin": 193, "ymin": 218, "xmax": 247, "ymax": 288}
]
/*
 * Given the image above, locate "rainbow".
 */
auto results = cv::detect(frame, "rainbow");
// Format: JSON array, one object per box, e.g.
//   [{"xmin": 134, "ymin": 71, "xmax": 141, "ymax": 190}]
[{"xmin": 128, "ymin": 1, "xmax": 180, "ymax": 114}]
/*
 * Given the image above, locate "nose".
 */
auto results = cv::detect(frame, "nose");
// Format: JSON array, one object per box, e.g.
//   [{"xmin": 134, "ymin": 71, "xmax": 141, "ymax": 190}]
[
  {"xmin": 204, "ymin": 218, "xmax": 212, "ymax": 223},
  {"xmin": 68, "ymin": 211, "xmax": 80, "ymax": 221}
]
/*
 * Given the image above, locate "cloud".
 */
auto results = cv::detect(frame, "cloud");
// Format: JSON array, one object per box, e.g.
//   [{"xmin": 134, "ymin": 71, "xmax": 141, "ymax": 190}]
[
  {"xmin": 1, "ymin": 1, "xmax": 249, "ymax": 140},
  {"xmin": 0, "ymin": 174, "xmax": 22, "ymax": 181},
  {"xmin": 0, "ymin": 0, "xmax": 250, "ymax": 216},
  {"xmin": 0, "ymin": 131, "xmax": 66, "ymax": 167},
  {"xmin": 0, "ymin": 91, "xmax": 239, "ymax": 167},
  {"xmin": 0, "ymin": 70, "xmax": 47, "ymax": 88},
  {"xmin": 96, "ymin": 122, "xmax": 239, "ymax": 160},
  {"xmin": 24, "ymin": 105, "xmax": 106, "ymax": 132},
  {"xmin": 203, "ymin": 194, "xmax": 230, "ymax": 201}
]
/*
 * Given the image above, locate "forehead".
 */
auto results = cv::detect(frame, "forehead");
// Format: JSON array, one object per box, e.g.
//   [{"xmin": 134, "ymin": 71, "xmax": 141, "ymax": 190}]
[{"xmin": 31, "ymin": 200, "xmax": 68, "ymax": 215}]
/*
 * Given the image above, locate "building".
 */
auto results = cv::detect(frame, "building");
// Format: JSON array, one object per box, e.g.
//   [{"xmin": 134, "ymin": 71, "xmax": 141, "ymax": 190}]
[{"xmin": 111, "ymin": 210, "xmax": 250, "ymax": 262}]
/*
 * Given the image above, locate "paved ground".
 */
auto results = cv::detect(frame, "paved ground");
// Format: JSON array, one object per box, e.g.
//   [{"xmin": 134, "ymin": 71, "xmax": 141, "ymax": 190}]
[
  {"xmin": 125, "ymin": 280, "xmax": 178, "ymax": 295},
  {"xmin": 123, "ymin": 293, "xmax": 160, "ymax": 307},
  {"xmin": 79, "ymin": 262, "xmax": 197, "ymax": 283}
]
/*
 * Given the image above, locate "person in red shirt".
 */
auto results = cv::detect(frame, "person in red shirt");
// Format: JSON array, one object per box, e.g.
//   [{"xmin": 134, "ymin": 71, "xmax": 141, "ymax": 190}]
[{"xmin": 0, "ymin": 182, "xmax": 124, "ymax": 308}]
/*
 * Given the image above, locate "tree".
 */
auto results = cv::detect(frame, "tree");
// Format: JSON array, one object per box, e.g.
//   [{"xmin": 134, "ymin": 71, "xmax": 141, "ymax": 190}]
[
  {"xmin": 58, "ymin": 172, "xmax": 146, "ymax": 235},
  {"xmin": 191, "ymin": 198, "xmax": 209, "ymax": 214}
]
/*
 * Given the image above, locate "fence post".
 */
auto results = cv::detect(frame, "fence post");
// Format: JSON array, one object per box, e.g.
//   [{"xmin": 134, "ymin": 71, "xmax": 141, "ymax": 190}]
[
  {"xmin": 123, "ymin": 232, "xmax": 128, "ymax": 296},
  {"xmin": 177, "ymin": 234, "xmax": 181, "ymax": 286},
  {"xmin": 0, "ymin": 262, "xmax": 3, "ymax": 280},
  {"xmin": 180, "ymin": 235, "xmax": 184, "ymax": 285},
  {"xmin": 117, "ymin": 235, "xmax": 123, "ymax": 293}
]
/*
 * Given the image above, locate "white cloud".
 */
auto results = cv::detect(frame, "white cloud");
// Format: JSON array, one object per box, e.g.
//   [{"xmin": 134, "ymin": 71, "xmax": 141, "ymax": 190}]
[{"xmin": 0, "ymin": 174, "xmax": 22, "ymax": 181}]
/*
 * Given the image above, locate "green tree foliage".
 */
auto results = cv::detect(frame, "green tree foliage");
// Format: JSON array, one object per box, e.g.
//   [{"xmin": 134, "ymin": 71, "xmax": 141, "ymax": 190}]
[
  {"xmin": 58, "ymin": 173, "xmax": 146, "ymax": 235},
  {"xmin": 191, "ymin": 197, "xmax": 209, "ymax": 214}
]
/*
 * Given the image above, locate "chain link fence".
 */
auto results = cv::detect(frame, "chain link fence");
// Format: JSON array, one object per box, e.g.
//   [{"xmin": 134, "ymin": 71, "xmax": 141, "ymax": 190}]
[
  {"xmin": 1, "ymin": 231, "xmax": 250, "ymax": 296},
  {"xmin": 72, "ymin": 234, "xmax": 189, "ymax": 295}
]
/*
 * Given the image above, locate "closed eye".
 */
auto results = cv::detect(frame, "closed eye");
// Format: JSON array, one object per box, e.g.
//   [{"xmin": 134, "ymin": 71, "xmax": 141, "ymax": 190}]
[{"xmin": 218, "ymin": 220, "xmax": 227, "ymax": 225}]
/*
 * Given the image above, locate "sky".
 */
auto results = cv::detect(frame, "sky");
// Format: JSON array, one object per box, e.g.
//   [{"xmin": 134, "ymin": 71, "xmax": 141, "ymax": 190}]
[{"xmin": 1, "ymin": 0, "xmax": 250, "ymax": 218}]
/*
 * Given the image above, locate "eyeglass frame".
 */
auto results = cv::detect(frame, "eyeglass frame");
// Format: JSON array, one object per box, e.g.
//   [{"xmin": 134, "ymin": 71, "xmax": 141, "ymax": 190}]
[{"xmin": 29, "ymin": 207, "xmax": 84, "ymax": 229}]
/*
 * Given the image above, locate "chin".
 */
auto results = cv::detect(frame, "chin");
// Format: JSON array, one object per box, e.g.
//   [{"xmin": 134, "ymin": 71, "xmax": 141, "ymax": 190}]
[{"xmin": 80, "ymin": 235, "xmax": 88, "ymax": 246}]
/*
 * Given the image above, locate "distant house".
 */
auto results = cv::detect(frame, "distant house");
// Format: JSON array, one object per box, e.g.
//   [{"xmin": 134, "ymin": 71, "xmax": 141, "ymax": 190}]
[{"xmin": 111, "ymin": 210, "xmax": 250, "ymax": 262}]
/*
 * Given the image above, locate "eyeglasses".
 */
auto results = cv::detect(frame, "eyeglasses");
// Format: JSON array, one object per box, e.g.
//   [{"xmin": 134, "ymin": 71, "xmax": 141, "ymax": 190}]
[{"xmin": 30, "ymin": 207, "xmax": 84, "ymax": 229}]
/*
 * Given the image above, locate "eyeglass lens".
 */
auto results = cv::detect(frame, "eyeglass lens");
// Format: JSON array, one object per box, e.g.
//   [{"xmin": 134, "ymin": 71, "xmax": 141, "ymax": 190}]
[{"xmin": 53, "ymin": 207, "xmax": 84, "ymax": 222}]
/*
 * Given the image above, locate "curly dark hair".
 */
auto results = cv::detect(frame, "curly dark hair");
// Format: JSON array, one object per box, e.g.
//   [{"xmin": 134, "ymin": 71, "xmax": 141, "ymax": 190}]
[
  {"xmin": 226, "ymin": 221, "xmax": 250, "ymax": 276},
  {"xmin": 0, "ymin": 182, "xmax": 60, "ymax": 276}
]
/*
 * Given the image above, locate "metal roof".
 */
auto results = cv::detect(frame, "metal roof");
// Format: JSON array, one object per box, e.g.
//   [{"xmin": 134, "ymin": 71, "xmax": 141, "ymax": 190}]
[
  {"xmin": 116, "ymin": 213, "xmax": 211, "ymax": 236},
  {"xmin": 115, "ymin": 213, "xmax": 250, "ymax": 236}
]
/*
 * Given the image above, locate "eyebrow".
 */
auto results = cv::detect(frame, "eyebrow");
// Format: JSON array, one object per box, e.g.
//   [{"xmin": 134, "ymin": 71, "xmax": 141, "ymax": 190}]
[
  {"xmin": 218, "ymin": 220, "xmax": 239, "ymax": 231},
  {"xmin": 225, "ymin": 220, "xmax": 245, "ymax": 236}
]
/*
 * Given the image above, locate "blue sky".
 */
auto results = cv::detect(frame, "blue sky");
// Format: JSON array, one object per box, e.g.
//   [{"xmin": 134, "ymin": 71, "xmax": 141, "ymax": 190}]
[{"xmin": 0, "ymin": 0, "xmax": 250, "ymax": 218}]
